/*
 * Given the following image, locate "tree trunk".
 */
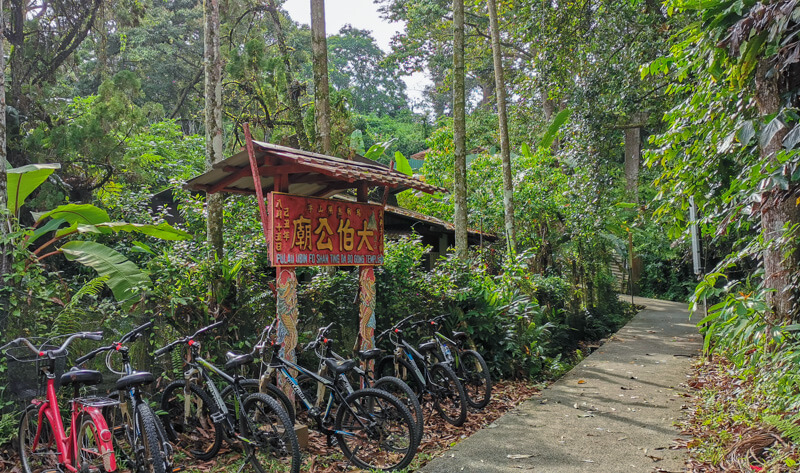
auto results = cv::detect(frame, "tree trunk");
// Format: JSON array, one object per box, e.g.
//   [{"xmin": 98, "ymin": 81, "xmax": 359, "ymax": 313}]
[
  {"xmin": 205, "ymin": 0, "xmax": 224, "ymax": 263},
  {"xmin": 624, "ymin": 128, "xmax": 640, "ymax": 203},
  {"xmin": 487, "ymin": 0, "xmax": 515, "ymax": 253},
  {"xmin": 267, "ymin": 0, "xmax": 310, "ymax": 150},
  {"xmin": 311, "ymin": 0, "xmax": 332, "ymax": 155},
  {"xmin": 755, "ymin": 58, "xmax": 799, "ymax": 321},
  {"xmin": 453, "ymin": 0, "xmax": 468, "ymax": 260},
  {"xmin": 7, "ymin": 0, "xmax": 24, "ymax": 167},
  {"xmin": 0, "ymin": 0, "xmax": 10, "ymax": 331}
]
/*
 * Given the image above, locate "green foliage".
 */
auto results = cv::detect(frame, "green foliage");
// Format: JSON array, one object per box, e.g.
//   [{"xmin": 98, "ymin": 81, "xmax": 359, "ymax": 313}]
[
  {"xmin": 61, "ymin": 241, "xmax": 152, "ymax": 311},
  {"xmin": 5, "ymin": 164, "xmax": 61, "ymax": 216},
  {"xmin": 327, "ymin": 25, "xmax": 409, "ymax": 116},
  {"xmin": 538, "ymin": 108, "xmax": 572, "ymax": 149}
]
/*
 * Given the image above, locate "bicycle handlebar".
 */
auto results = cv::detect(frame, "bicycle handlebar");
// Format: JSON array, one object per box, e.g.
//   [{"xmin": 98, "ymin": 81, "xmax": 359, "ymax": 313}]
[
  {"xmin": 303, "ymin": 323, "xmax": 335, "ymax": 352},
  {"xmin": 75, "ymin": 321, "xmax": 154, "ymax": 365},
  {"xmin": 154, "ymin": 320, "xmax": 224, "ymax": 357},
  {"xmin": 2, "ymin": 332, "xmax": 103, "ymax": 360},
  {"xmin": 376, "ymin": 314, "xmax": 416, "ymax": 341}
]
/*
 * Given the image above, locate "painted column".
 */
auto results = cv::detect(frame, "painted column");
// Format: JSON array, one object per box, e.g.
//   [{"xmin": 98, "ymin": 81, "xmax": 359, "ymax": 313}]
[
  {"xmin": 276, "ymin": 266, "xmax": 299, "ymax": 399},
  {"xmin": 356, "ymin": 266, "xmax": 377, "ymax": 354}
]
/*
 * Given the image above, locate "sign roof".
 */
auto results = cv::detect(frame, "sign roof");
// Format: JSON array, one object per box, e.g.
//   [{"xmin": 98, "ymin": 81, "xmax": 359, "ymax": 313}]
[{"xmin": 185, "ymin": 141, "xmax": 446, "ymax": 198}]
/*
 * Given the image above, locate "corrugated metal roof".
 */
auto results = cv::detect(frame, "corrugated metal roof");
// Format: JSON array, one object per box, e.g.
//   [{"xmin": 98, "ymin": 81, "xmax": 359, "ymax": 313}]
[{"xmin": 185, "ymin": 141, "xmax": 446, "ymax": 197}]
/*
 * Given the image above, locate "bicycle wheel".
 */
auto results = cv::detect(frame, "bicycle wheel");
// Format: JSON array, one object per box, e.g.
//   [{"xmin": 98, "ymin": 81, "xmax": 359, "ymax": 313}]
[
  {"xmin": 133, "ymin": 402, "xmax": 167, "ymax": 473},
  {"xmin": 240, "ymin": 393, "xmax": 300, "ymax": 473},
  {"xmin": 159, "ymin": 380, "xmax": 223, "ymax": 460},
  {"xmin": 220, "ymin": 378, "xmax": 296, "ymax": 424},
  {"xmin": 334, "ymin": 388, "xmax": 418, "ymax": 471},
  {"xmin": 75, "ymin": 414, "xmax": 107, "ymax": 472},
  {"xmin": 459, "ymin": 350, "xmax": 492, "ymax": 409},
  {"xmin": 19, "ymin": 403, "xmax": 59, "ymax": 473},
  {"xmin": 429, "ymin": 362, "xmax": 468, "ymax": 427},
  {"xmin": 376, "ymin": 355, "xmax": 424, "ymax": 400},
  {"xmin": 373, "ymin": 376, "xmax": 424, "ymax": 446}
]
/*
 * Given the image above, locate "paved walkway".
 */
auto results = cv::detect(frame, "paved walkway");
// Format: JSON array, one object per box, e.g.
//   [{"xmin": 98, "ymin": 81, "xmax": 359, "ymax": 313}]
[{"xmin": 420, "ymin": 297, "xmax": 702, "ymax": 473}]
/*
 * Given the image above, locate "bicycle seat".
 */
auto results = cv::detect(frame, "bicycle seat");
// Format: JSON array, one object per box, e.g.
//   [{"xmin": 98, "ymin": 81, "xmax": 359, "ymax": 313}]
[
  {"xmin": 224, "ymin": 352, "xmax": 254, "ymax": 370},
  {"xmin": 417, "ymin": 341, "xmax": 438, "ymax": 354},
  {"xmin": 324, "ymin": 358, "xmax": 356, "ymax": 375},
  {"xmin": 60, "ymin": 368, "xmax": 103, "ymax": 388},
  {"xmin": 115, "ymin": 371, "xmax": 155, "ymax": 391},
  {"xmin": 357, "ymin": 348, "xmax": 383, "ymax": 360},
  {"xmin": 452, "ymin": 331, "xmax": 469, "ymax": 342}
]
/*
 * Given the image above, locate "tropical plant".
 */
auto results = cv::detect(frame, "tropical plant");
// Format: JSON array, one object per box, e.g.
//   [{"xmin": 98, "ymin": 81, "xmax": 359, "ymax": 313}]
[{"xmin": 7, "ymin": 164, "xmax": 190, "ymax": 310}]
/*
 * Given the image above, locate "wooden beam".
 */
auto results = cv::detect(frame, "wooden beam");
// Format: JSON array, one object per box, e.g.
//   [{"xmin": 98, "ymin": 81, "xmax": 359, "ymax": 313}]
[
  {"xmin": 209, "ymin": 166, "xmax": 255, "ymax": 194},
  {"xmin": 357, "ymin": 181, "xmax": 369, "ymax": 202},
  {"xmin": 274, "ymin": 173, "xmax": 289, "ymax": 193},
  {"xmin": 312, "ymin": 182, "xmax": 355, "ymax": 198},
  {"xmin": 244, "ymin": 123, "xmax": 271, "ymax": 244}
]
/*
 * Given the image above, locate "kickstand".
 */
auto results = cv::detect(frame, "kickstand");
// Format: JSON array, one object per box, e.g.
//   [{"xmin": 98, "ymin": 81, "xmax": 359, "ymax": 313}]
[
  {"xmin": 343, "ymin": 445, "xmax": 359, "ymax": 470},
  {"xmin": 237, "ymin": 451, "xmax": 255, "ymax": 473}
]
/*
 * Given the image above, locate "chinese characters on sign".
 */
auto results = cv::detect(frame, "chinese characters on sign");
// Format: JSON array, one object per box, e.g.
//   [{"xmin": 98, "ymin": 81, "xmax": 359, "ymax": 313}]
[{"xmin": 268, "ymin": 193, "xmax": 384, "ymax": 266}]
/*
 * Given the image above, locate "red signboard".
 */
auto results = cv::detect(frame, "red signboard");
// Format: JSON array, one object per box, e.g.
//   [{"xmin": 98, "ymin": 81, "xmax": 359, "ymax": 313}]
[{"xmin": 268, "ymin": 192, "xmax": 384, "ymax": 266}]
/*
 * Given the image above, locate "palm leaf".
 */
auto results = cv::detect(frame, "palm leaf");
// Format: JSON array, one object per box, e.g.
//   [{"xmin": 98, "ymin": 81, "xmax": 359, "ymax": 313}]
[
  {"xmin": 539, "ymin": 109, "xmax": 572, "ymax": 149},
  {"xmin": 6, "ymin": 163, "xmax": 61, "ymax": 216},
  {"xmin": 33, "ymin": 204, "xmax": 111, "ymax": 225},
  {"xmin": 60, "ymin": 241, "xmax": 152, "ymax": 311}
]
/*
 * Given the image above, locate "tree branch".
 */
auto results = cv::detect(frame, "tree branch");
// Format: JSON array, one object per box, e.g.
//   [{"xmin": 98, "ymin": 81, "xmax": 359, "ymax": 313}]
[{"xmin": 170, "ymin": 67, "xmax": 204, "ymax": 119}]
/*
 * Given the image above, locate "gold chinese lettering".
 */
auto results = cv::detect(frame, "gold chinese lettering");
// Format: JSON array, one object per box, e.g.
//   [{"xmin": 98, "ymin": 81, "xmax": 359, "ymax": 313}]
[
  {"xmin": 357, "ymin": 220, "xmax": 375, "ymax": 251},
  {"xmin": 314, "ymin": 218, "xmax": 334, "ymax": 251},
  {"xmin": 292, "ymin": 216, "xmax": 312, "ymax": 250},
  {"xmin": 337, "ymin": 219, "xmax": 355, "ymax": 251}
]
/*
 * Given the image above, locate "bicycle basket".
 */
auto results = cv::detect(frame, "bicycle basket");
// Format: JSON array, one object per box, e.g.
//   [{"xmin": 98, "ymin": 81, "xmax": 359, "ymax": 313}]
[{"xmin": 4, "ymin": 345, "xmax": 67, "ymax": 400}]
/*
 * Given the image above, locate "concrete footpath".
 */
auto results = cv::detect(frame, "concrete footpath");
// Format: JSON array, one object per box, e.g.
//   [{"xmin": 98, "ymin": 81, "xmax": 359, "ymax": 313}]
[{"xmin": 420, "ymin": 297, "xmax": 703, "ymax": 473}]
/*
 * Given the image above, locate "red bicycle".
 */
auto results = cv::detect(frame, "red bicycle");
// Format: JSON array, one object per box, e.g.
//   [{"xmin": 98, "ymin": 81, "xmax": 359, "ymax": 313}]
[{"xmin": 1, "ymin": 332, "xmax": 120, "ymax": 473}]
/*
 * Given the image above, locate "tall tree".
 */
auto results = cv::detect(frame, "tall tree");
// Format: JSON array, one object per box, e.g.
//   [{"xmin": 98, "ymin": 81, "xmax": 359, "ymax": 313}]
[
  {"xmin": 0, "ymin": 0, "xmax": 10, "ymax": 321},
  {"xmin": 487, "ymin": 0, "xmax": 515, "ymax": 252},
  {"xmin": 311, "ymin": 0, "xmax": 332, "ymax": 154},
  {"xmin": 205, "ymin": 0, "xmax": 224, "ymax": 263},
  {"xmin": 453, "ymin": 0, "xmax": 467, "ymax": 259},
  {"xmin": 327, "ymin": 26, "xmax": 409, "ymax": 116},
  {"xmin": 267, "ymin": 0, "xmax": 310, "ymax": 150}
]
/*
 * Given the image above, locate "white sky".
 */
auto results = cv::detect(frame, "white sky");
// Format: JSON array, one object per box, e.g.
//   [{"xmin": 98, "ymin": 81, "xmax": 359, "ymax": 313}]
[{"xmin": 281, "ymin": 0, "xmax": 431, "ymax": 106}]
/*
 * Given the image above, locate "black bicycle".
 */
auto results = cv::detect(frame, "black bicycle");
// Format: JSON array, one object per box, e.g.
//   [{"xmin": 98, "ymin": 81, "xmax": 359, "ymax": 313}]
[
  {"xmin": 156, "ymin": 321, "xmax": 300, "ymax": 473},
  {"xmin": 376, "ymin": 315, "xmax": 468, "ymax": 427},
  {"xmin": 294, "ymin": 323, "xmax": 424, "ymax": 446},
  {"xmin": 422, "ymin": 314, "xmax": 492, "ymax": 409},
  {"xmin": 76, "ymin": 321, "xmax": 172, "ymax": 473},
  {"xmin": 251, "ymin": 322, "xmax": 420, "ymax": 471}
]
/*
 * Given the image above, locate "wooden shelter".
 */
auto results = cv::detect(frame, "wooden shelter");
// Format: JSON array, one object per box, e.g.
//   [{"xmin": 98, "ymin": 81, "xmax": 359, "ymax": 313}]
[{"xmin": 185, "ymin": 135, "xmax": 446, "ymax": 366}]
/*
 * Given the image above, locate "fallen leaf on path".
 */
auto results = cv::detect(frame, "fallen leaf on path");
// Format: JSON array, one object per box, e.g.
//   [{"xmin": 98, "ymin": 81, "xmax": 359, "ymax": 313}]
[{"xmin": 507, "ymin": 454, "xmax": 534, "ymax": 459}]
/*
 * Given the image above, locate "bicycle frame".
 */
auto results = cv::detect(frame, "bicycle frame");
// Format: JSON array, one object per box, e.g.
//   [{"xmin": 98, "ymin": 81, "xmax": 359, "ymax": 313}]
[
  {"xmin": 186, "ymin": 350, "xmax": 274, "ymax": 446},
  {"xmin": 113, "ymin": 345, "xmax": 173, "ymax": 467},
  {"xmin": 433, "ymin": 332, "xmax": 459, "ymax": 366},
  {"xmin": 32, "ymin": 367, "xmax": 116, "ymax": 472},
  {"xmin": 391, "ymin": 338, "xmax": 434, "ymax": 391},
  {"xmin": 260, "ymin": 347, "xmax": 370, "ymax": 439}
]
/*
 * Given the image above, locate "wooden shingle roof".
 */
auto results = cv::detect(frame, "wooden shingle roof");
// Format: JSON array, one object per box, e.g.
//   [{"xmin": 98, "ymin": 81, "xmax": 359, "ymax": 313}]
[{"xmin": 185, "ymin": 141, "xmax": 445, "ymax": 198}]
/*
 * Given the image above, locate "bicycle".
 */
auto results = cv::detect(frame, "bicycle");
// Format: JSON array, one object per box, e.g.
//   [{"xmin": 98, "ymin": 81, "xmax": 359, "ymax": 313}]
[
  {"xmin": 155, "ymin": 321, "xmax": 300, "ymax": 473},
  {"xmin": 375, "ymin": 315, "xmax": 468, "ymax": 427},
  {"xmin": 423, "ymin": 314, "xmax": 492, "ymax": 409},
  {"xmin": 1, "ymin": 331, "xmax": 120, "ymax": 473},
  {"xmin": 75, "ymin": 321, "xmax": 173, "ymax": 473},
  {"xmin": 295, "ymin": 323, "xmax": 424, "ymax": 447},
  {"xmin": 251, "ymin": 322, "xmax": 420, "ymax": 471}
]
